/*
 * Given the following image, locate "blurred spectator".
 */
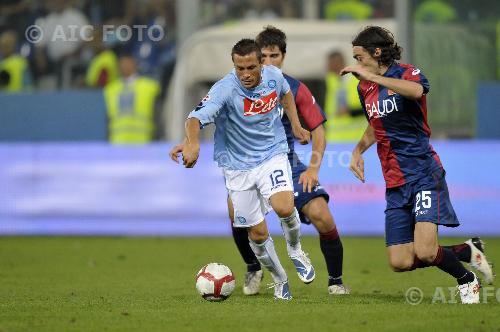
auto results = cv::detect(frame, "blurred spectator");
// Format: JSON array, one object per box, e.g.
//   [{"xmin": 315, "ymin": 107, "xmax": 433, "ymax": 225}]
[
  {"xmin": 324, "ymin": 51, "xmax": 365, "ymax": 142},
  {"xmin": 83, "ymin": 0, "xmax": 134, "ymax": 26},
  {"xmin": 35, "ymin": 0, "xmax": 89, "ymax": 63},
  {"xmin": 0, "ymin": 30, "xmax": 31, "ymax": 92},
  {"xmin": 497, "ymin": 20, "xmax": 500, "ymax": 79},
  {"xmin": 371, "ymin": 0, "xmax": 394, "ymax": 18},
  {"xmin": 0, "ymin": 0, "xmax": 30, "ymax": 36},
  {"xmin": 414, "ymin": 0, "xmax": 457, "ymax": 23},
  {"xmin": 243, "ymin": 0, "xmax": 279, "ymax": 20},
  {"xmin": 104, "ymin": 54, "xmax": 161, "ymax": 144},
  {"xmin": 33, "ymin": 0, "xmax": 88, "ymax": 88},
  {"xmin": 85, "ymin": 27, "xmax": 119, "ymax": 88},
  {"xmin": 324, "ymin": 0, "xmax": 372, "ymax": 20}
]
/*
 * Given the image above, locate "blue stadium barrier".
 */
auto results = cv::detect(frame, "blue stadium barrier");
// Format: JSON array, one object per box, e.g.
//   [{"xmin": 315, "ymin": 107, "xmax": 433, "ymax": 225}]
[
  {"xmin": 0, "ymin": 91, "xmax": 107, "ymax": 142},
  {"xmin": 0, "ymin": 141, "xmax": 499, "ymax": 236},
  {"xmin": 477, "ymin": 82, "xmax": 500, "ymax": 139}
]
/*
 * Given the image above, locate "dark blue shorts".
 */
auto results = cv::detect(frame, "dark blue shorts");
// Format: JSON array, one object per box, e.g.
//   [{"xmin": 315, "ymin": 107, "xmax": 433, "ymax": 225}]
[
  {"xmin": 385, "ymin": 168, "xmax": 460, "ymax": 246},
  {"xmin": 291, "ymin": 162, "xmax": 330, "ymax": 224}
]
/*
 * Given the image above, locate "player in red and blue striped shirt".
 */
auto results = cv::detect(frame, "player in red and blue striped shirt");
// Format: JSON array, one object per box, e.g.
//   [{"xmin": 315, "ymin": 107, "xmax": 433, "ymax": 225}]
[{"xmin": 341, "ymin": 26, "xmax": 494, "ymax": 303}]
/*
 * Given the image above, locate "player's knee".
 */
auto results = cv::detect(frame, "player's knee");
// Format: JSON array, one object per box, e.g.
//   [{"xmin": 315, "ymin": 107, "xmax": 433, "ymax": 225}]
[
  {"xmin": 415, "ymin": 247, "xmax": 437, "ymax": 264},
  {"xmin": 247, "ymin": 224, "xmax": 268, "ymax": 243},
  {"xmin": 274, "ymin": 204, "xmax": 295, "ymax": 219},
  {"xmin": 389, "ymin": 256, "xmax": 414, "ymax": 272}
]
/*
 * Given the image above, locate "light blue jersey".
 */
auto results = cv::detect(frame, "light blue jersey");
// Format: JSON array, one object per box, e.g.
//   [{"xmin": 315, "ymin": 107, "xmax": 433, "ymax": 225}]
[{"xmin": 188, "ymin": 65, "xmax": 291, "ymax": 170}]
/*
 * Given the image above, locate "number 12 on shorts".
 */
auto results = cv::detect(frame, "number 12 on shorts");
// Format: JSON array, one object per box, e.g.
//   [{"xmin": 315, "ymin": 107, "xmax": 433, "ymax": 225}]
[
  {"xmin": 415, "ymin": 190, "xmax": 432, "ymax": 212},
  {"xmin": 269, "ymin": 170, "xmax": 286, "ymax": 188}
]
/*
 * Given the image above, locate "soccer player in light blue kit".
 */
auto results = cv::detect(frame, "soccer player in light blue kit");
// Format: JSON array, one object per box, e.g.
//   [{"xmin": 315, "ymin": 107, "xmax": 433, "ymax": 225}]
[{"xmin": 169, "ymin": 39, "xmax": 314, "ymax": 300}]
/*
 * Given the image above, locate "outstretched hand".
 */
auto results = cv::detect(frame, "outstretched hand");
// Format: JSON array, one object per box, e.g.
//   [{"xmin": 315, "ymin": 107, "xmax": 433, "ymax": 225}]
[{"xmin": 340, "ymin": 65, "xmax": 375, "ymax": 82}]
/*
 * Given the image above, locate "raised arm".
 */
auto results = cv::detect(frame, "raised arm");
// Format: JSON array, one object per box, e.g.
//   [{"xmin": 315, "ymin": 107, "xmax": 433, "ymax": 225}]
[{"xmin": 340, "ymin": 65, "xmax": 424, "ymax": 100}]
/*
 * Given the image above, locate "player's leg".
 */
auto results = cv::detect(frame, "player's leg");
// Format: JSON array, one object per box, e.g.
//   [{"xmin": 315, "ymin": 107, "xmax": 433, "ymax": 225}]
[
  {"xmin": 261, "ymin": 154, "xmax": 315, "ymax": 284},
  {"xmin": 246, "ymin": 220, "xmax": 291, "ymax": 300},
  {"xmin": 412, "ymin": 169, "xmax": 480, "ymax": 303},
  {"xmin": 227, "ymin": 196, "xmax": 263, "ymax": 295},
  {"xmin": 443, "ymin": 238, "xmax": 494, "ymax": 284},
  {"xmin": 387, "ymin": 242, "xmax": 415, "ymax": 271},
  {"xmin": 268, "ymin": 190, "xmax": 301, "ymax": 252},
  {"xmin": 229, "ymin": 187, "xmax": 291, "ymax": 300},
  {"xmin": 300, "ymin": 196, "xmax": 349, "ymax": 294},
  {"xmin": 385, "ymin": 186, "xmax": 419, "ymax": 272},
  {"xmin": 413, "ymin": 222, "xmax": 480, "ymax": 303}
]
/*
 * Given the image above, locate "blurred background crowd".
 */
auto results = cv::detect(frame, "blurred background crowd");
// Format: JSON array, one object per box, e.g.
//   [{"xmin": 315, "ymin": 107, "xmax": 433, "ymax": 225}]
[{"xmin": 0, "ymin": 0, "xmax": 499, "ymax": 143}]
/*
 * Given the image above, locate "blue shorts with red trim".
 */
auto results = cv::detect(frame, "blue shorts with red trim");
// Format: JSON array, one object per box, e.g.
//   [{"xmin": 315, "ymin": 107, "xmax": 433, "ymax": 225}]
[
  {"xmin": 291, "ymin": 162, "xmax": 329, "ymax": 225},
  {"xmin": 385, "ymin": 168, "xmax": 460, "ymax": 246}
]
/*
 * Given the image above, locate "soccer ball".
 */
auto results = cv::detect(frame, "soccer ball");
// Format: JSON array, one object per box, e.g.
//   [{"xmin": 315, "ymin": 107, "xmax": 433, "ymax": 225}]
[{"xmin": 195, "ymin": 263, "xmax": 235, "ymax": 301}]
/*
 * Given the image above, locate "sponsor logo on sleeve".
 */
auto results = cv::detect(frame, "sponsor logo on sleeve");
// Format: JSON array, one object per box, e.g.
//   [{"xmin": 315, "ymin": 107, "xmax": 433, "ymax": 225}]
[{"xmin": 194, "ymin": 94, "xmax": 211, "ymax": 111}]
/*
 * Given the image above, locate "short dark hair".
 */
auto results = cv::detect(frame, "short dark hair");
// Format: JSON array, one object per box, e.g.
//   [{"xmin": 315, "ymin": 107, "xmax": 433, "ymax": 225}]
[
  {"xmin": 255, "ymin": 25, "xmax": 287, "ymax": 54},
  {"xmin": 231, "ymin": 38, "xmax": 262, "ymax": 61},
  {"xmin": 352, "ymin": 26, "xmax": 402, "ymax": 66}
]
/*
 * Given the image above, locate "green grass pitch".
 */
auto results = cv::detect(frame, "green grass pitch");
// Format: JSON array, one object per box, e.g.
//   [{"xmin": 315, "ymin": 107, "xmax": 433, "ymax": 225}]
[{"xmin": 1, "ymin": 236, "xmax": 499, "ymax": 332}]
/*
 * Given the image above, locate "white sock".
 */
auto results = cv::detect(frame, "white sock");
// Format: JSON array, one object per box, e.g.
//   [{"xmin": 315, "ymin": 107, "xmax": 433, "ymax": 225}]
[
  {"xmin": 279, "ymin": 208, "xmax": 302, "ymax": 255},
  {"xmin": 249, "ymin": 236, "xmax": 287, "ymax": 283}
]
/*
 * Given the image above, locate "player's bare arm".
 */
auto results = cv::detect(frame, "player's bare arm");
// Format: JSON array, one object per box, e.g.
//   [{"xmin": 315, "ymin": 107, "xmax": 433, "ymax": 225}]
[
  {"xmin": 340, "ymin": 65, "xmax": 424, "ymax": 100},
  {"xmin": 281, "ymin": 91, "xmax": 310, "ymax": 145},
  {"xmin": 299, "ymin": 124, "xmax": 326, "ymax": 193},
  {"xmin": 350, "ymin": 125, "xmax": 376, "ymax": 183},
  {"xmin": 181, "ymin": 118, "xmax": 201, "ymax": 168}
]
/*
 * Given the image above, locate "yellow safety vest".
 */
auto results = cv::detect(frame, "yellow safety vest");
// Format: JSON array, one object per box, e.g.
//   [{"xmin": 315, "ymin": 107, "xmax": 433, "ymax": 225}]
[
  {"xmin": 86, "ymin": 50, "xmax": 119, "ymax": 87},
  {"xmin": 0, "ymin": 55, "xmax": 29, "ymax": 92},
  {"xmin": 104, "ymin": 77, "xmax": 160, "ymax": 144},
  {"xmin": 324, "ymin": 0, "xmax": 372, "ymax": 21},
  {"xmin": 324, "ymin": 73, "xmax": 366, "ymax": 142},
  {"xmin": 497, "ymin": 20, "xmax": 500, "ymax": 79},
  {"xmin": 414, "ymin": 0, "xmax": 457, "ymax": 23}
]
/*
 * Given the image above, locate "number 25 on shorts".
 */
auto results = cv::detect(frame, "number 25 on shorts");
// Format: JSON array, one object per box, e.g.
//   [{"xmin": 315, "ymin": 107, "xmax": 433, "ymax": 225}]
[{"xmin": 415, "ymin": 190, "xmax": 432, "ymax": 212}]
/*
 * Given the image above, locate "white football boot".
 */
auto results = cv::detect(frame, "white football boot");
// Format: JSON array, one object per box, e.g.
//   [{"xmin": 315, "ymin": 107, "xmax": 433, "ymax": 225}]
[
  {"xmin": 243, "ymin": 270, "xmax": 263, "ymax": 295},
  {"xmin": 269, "ymin": 280, "xmax": 292, "ymax": 300},
  {"xmin": 289, "ymin": 250, "xmax": 315, "ymax": 284},
  {"xmin": 328, "ymin": 284, "xmax": 351, "ymax": 295},
  {"xmin": 466, "ymin": 237, "xmax": 495, "ymax": 285},
  {"xmin": 457, "ymin": 272, "xmax": 481, "ymax": 304}
]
